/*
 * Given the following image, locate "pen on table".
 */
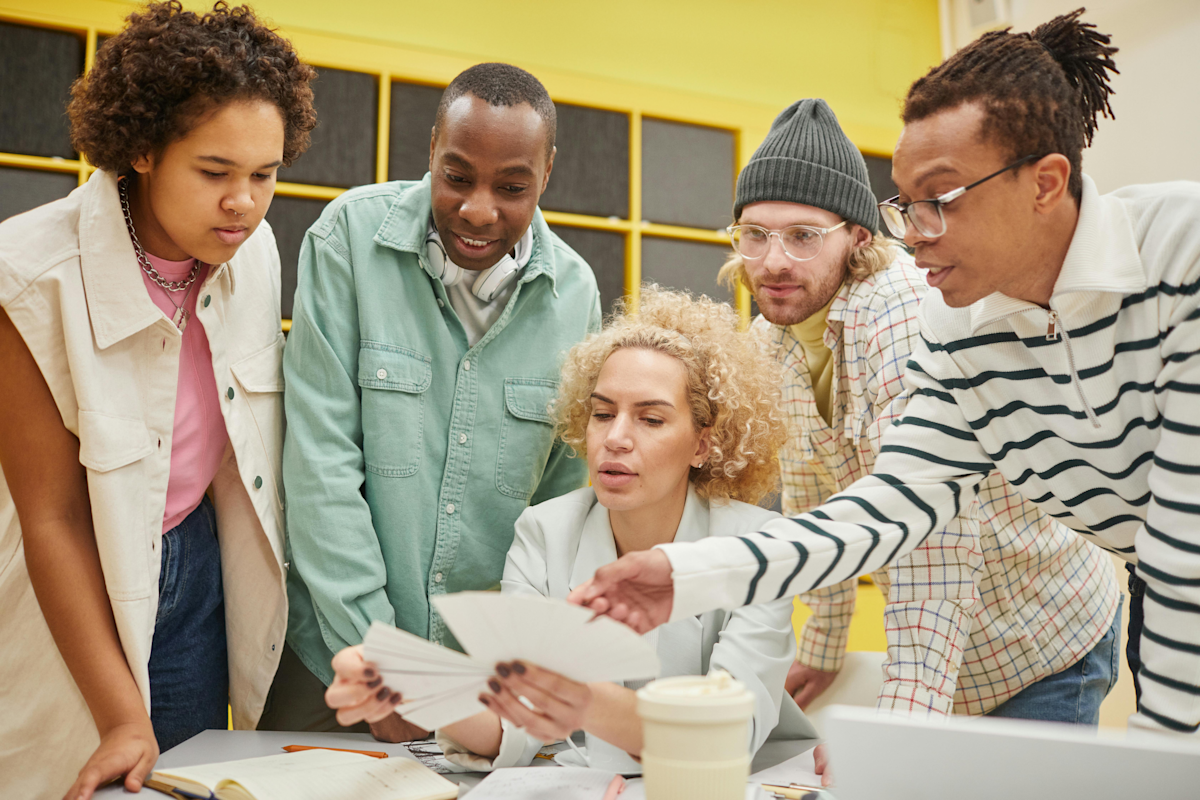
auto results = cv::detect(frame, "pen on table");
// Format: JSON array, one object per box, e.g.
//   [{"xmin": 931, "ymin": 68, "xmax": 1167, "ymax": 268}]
[
  {"xmin": 601, "ymin": 774, "xmax": 626, "ymax": 800},
  {"xmin": 143, "ymin": 777, "xmax": 214, "ymax": 800},
  {"xmin": 761, "ymin": 783, "xmax": 821, "ymax": 800},
  {"xmin": 282, "ymin": 744, "xmax": 389, "ymax": 758}
]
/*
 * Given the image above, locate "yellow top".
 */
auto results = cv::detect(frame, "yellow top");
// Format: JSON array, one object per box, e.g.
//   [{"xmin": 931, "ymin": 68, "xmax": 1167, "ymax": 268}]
[{"xmin": 787, "ymin": 292, "xmax": 838, "ymax": 427}]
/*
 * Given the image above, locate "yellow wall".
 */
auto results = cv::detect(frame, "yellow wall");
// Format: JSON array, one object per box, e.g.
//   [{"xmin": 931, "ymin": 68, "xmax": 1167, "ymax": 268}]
[{"xmin": 2, "ymin": 0, "xmax": 942, "ymax": 164}]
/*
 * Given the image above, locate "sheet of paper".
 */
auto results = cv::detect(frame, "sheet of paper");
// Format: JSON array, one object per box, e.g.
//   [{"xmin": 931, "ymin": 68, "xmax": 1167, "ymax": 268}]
[
  {"xmin": 363, "ymin": 594, "xmax": 660, "ymax": 731},
  {"xmin": 434, "ymin": 593, "xmax": 660, "ymax": 682},
  {"xmin": 221, "ymin": 755, "xmax": 458, "ymax": 800},
  {"xmin": 464, "ymin": 766, "xmax": 618, "ymax": 800},
  {"xmin": 155, "ymin": 749, "xmax": 368, "ymax": 791}
]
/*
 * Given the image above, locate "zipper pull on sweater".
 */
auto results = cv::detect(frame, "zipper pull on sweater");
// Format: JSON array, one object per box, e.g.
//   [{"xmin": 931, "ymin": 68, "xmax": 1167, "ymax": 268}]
[{"xmin": 1046, "ymin": 310, "xmax": 1061, "ymax": 341}]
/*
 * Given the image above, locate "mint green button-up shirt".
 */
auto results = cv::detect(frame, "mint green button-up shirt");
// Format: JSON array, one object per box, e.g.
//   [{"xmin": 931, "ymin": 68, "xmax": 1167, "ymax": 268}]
[{"xmin": 282, "ymin": 175, "xmax": 600, "ymax": 683}]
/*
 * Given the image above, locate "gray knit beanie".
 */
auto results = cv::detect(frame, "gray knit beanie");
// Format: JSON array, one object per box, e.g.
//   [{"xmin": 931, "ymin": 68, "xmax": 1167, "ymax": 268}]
[{"xmin": 734, "ymin": 98, "xmax": 878, "ymax": 233}]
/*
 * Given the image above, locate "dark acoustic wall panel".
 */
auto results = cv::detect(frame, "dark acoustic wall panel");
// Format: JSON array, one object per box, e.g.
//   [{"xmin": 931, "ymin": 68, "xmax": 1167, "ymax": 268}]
[
  {"xmin": 641, "ymin": 118, "xmax": 735, "ymax": 231},
  {"xmin": 265, "ymin": 195, "xmax": 328, "ymax": 319},
  {"xmin": 0, "ymin": 23, "xmax": 83, "ymax": 158},
  {"xmin": 0, "ymin": 167, "xmax": 77, "ymax": 222},
  {"xmin": 640, "ymin": 236, "xmax": 735, "ymax": 306},
  {"xmin": 279, "ymin": 67, "xmax": 377, "ymax": 188},
  {"xmin": 863, "ymin": 154, "xmax": 897, "ymax": 203},
  {"xmin": 549, "ymin": 225, "xmax": 626, "ymax": 318},
  {"xmin": 388, "ymin": 81, "xmax": 442, "ymax": 182},
  {"xmin": 539, "ymin": 103, "xmax": 628, "ymax": 219}
]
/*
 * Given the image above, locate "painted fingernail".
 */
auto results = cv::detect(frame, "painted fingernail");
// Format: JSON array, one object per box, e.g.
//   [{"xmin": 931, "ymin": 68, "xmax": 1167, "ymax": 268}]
[
  {"xmin": 367, "ymin": 676, "xmax": 382, "ymax": 689},
  {"xmin": 512, "ymin": 661, "xmax": 526, "ymax": 675},
  {"xmin": 376, "ymin": 686, "xmax": 389, "ymax": 700},
  {"xmin": 363, "ymin": 667, "xmax": 377, "ymax": 679},
  {"xmin": 489, "ymin": 679, "xmax": 502, "ymax": 693},
  {"xmin": 391, "ymin": 692, "xmax": 402, "ymax": 704},
  {"xmin": 496, "ymin": 663, "xmax": 511, "ymax": 678},
  {"xmin": 479, "ymin": 694, "xmax": 491, "ymax": 705}
]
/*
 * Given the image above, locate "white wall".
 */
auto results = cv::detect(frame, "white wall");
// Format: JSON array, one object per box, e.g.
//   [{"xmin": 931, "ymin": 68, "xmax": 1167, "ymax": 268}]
[{"xmin": 943, "ymin": 0, "xmax": 1200, "ymax": 193}]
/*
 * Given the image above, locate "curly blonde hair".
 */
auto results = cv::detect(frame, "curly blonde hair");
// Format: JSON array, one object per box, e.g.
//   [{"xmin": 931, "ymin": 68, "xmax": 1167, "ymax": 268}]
[
  {"xmin": 718, "ymin": 231, "xmax": 900, "ymax": 295},
  {"xmin": 554, "ymin": 285, "xmax": 787, "ymax": 505}
]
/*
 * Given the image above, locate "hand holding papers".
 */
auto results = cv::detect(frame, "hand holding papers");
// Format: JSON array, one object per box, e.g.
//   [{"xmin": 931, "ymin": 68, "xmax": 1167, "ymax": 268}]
[{"xmin": 362, "ymin": 592, "xmax": 660, "ymax": 731}]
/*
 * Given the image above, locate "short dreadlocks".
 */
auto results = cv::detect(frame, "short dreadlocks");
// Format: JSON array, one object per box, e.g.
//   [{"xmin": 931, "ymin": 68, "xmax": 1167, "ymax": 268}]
[{"xmin": 903, "ymin": 8, "xmax": 1118, "ymax": 202}]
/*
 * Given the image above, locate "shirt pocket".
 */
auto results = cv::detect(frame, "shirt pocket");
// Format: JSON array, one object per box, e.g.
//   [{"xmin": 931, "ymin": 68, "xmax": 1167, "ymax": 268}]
[
  {"xmin": 77, "ymin": 410, "xmax": 156, "ymax": 472},
  {"xmin": 232, "ymin": 335, "xmax": 286, "ymax": 503},
  {"xmin": 495, "ymin": 378, "xmax": 558, "ymax": 501},
  {"xmin": 358, "ymin": 342, "xmax": 432, "ymax": 478},
  {"xmin": 76, "ymin": 410, "xmax": 156, "ymax": 598}
]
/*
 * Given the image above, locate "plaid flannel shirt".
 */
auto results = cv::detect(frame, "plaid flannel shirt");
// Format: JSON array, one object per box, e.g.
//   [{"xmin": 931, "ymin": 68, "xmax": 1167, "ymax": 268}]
[{"xmin": 766, "ymin": 253, "xmax": 1119, "ymax": 716}]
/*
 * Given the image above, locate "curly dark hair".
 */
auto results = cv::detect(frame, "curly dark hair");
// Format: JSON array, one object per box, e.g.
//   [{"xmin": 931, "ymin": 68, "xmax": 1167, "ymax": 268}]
[
  {"xmin": 903, "ymin": 8, "xmax": 1118, "ymax": 202},
  {"xmin": 68, "ymin": 1, "xmax": 317, "ymax": 173}
]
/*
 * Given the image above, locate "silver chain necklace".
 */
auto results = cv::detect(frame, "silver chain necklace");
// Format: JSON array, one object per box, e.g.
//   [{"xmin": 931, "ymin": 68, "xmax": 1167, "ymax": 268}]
[{"xmin": 118, "ymin": 177, "xmax": 203, "ymax": 331}]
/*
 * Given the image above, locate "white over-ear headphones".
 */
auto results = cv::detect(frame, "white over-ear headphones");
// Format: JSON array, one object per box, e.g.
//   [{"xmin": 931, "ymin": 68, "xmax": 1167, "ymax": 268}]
[{"xmin": 426, "ymin": 228, "xmax": 525, "ymax": 303}]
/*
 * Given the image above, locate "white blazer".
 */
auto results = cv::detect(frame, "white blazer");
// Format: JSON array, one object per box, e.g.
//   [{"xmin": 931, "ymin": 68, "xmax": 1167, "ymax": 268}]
[
  {"xmin": 0, "ymin": 170, "xmax": 287, "ymax": 799},
  {"xmin": 439, "ymin": 485, "xmax": 818, "ymax": 773}
]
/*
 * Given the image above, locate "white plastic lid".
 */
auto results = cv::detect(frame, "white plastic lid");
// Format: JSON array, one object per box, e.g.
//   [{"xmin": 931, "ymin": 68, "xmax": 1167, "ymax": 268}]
[{"xmin": 636, "ymin": 670, "xmax": 755, "ymax": 724}]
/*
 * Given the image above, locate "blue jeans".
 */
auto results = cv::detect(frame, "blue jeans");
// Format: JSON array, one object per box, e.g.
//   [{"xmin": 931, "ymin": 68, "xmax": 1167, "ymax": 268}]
[
  {"xmin": 986, "ymin": 600, "xmax": 1122, "ymax": 725},
  {"xmin": 1125, "ymin": 563, "xmax": 1145, "ymax": 706},
  {"xmin": 148, "ymin": 495, "xmax": 229, "ymax": 751}
]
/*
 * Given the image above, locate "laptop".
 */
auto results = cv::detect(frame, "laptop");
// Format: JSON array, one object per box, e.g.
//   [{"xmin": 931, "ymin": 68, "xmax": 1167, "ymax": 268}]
[{"xmin": 822, "ymin": 705, "xmax": 1200, "ymax": 800}]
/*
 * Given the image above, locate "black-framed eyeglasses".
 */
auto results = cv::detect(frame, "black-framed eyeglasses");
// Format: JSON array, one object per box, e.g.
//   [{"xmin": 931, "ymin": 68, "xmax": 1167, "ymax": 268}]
[
  {"xmin": 877, "ymin": 154, "xmax": 1042, "ymax": 239},
  {"xmin": 726, "ymin": 221, "xmax": 848, "ymax": 262}
]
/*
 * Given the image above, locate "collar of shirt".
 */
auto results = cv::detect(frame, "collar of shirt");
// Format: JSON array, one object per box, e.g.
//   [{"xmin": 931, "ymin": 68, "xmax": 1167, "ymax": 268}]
[
  {"xmin": 78, "ymin": 169, "xmax": 236, "ymax": 351},
  {"xmin": 567, "ymin": 485, "xmax": 708, "ymax": 592},
  {"xmin": 372, "ymin": 172, "xmax": 556, "ymax": 291},
  {"xmin": 968, "ymin": 174, "xmax": 1148, "ymax": 334}
]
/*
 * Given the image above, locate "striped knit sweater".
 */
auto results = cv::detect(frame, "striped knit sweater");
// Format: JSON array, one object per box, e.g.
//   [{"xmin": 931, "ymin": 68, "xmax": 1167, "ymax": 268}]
[{"xmin": 660, "ymin": 176, "xmax": 1200, "ymax": 734}]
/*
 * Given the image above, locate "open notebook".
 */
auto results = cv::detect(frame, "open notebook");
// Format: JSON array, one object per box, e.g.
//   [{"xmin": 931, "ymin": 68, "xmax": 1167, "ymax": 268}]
[
  {"xmin": 147, "ymin": 749, "xmax": 458, "ymax": 800},
  {"xmin": 363, "ymin": 592, "xmax": 661, "ymax": 730}
]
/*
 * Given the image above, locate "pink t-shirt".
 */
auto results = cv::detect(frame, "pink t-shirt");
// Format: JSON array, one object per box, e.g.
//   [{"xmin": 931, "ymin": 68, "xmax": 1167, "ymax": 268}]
[{"xmin": 141, "ymin": 254, "xmax": 229, "ymax": 533}]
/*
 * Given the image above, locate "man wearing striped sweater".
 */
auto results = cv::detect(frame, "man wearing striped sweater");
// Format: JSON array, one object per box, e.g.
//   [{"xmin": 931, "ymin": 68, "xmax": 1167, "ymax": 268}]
[
  {"xmin": 573, "ymin": 11, "xmax": 1200, "ymax": 735},
  {"xmin": 725, "ymin": 98, "xmax": 1120, "ymax": 722}
]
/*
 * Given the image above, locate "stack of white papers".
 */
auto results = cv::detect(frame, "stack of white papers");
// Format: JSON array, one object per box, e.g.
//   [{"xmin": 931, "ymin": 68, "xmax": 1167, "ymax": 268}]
[{"xmin": 362, "ymin": 592, "xmax": 660, "ymax": 730}]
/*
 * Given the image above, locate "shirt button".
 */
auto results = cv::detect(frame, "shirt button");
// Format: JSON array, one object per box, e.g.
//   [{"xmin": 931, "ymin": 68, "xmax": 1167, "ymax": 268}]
[
  {"xmin": 434, "ymin": 572, "xmax": 444, "ymax": 583},
  {"xmin": 458, "ymin": 433, "xmax": 467, "ymax": 444},
  {"xmin": 437, "ymin": 298, "xmax": 445, "ymax": 308},
  {"xmin": 203, "ymin": 295, "xmax": 211, "ymax": 308},
  {"xmin": 376, "ymin": 368, "xmax": 388, "ymax": 380},
  {"xmin": 227, "ymin": 386, "xmax": 235, "ymax": 400},
  {"xmin": 254, "ymin": 476, "xmax": 263, "ymax": 489},
  {"xmin": 462, "ymin": 359, "xmax": 471, "ymax": 371},
  {"xmin": 446, "ymin": 503, "xmax": 456, "ymax": 514}
]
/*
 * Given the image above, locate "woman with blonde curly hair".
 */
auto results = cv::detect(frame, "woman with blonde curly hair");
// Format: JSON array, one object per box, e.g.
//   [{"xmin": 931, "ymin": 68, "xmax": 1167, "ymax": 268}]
[{"xmin": 324, "ymin": 286, "xmax": 818, "ymax": 772}]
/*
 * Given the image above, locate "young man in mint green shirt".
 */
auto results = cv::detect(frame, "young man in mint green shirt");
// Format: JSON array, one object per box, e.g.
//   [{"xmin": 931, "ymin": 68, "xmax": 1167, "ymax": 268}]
[{"xmin": 260, "ymin": 64, "xmax": 601, "ymax": 739}]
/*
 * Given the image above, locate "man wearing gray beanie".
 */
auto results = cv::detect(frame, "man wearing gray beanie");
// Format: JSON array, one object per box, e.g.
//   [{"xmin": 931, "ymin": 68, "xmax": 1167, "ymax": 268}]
[{"xmin": 719, "ymin": 99, "xmax": 1119, "ymax": 783}]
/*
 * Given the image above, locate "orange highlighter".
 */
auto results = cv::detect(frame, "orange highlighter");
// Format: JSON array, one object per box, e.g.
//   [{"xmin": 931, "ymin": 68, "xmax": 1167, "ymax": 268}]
[{"xmin": 282, "ymin": 745, "xmax": 389, "ymax": 759}]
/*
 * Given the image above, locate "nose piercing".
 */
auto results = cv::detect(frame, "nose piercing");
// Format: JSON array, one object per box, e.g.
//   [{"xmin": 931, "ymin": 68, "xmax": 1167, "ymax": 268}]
[{"xmin": 234, "ymin": 211, "xmax": 245, "ymax": 217}]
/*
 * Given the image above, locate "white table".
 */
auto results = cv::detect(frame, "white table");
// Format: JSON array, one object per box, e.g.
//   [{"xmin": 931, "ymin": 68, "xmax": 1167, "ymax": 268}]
[{"xmin": 95, "ymin": 730, "xmax": 817, "ymax": 798}]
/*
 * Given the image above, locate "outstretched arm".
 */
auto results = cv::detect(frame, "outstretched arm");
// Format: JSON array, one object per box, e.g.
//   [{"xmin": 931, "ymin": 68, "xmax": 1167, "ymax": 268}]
[{"xmin": 572, "ymin": 332, "xmax": 994, "ymax": 631}]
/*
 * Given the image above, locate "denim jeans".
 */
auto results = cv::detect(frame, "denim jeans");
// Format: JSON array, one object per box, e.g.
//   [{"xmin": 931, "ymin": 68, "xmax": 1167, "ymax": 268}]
[
  {"xmin": 148, "ymin": 495, "xmax": 229, "ymax": 751},
  {"xmin": 1125, "ymin": 563, "xmax": 1145, "ymax": 706},
  {"xmin": 986, "ymin": 599, "xmax": 1122, "ymax": 724}
]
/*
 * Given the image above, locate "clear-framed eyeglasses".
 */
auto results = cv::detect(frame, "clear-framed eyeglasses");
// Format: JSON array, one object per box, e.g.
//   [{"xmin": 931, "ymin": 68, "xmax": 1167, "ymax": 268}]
[
  {"xmin": 726, "ymin": 220, "xmax": 847, "ymax": 262},
  {"xmin": 877, "ymin": 154, "xmax": 1041, "ymax": 239}
]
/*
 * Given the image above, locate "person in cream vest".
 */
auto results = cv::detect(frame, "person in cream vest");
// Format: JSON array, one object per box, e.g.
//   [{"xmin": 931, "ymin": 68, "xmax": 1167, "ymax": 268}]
[
  {"xmin": 324, "ymin": 286, "xmax": 819, "ymax": 771},
  {"xmin": 0, "ymin": 4, "xmax": 315, "ymax": 798}
]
